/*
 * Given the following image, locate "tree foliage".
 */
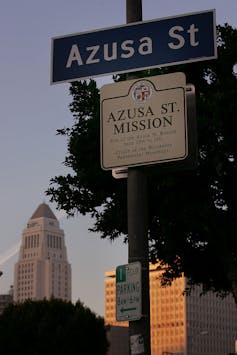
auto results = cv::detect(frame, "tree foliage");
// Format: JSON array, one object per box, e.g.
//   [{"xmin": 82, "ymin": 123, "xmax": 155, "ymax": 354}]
[
  {"xmin": 0, "ymin": 299, "xmax": 109, "ymax": 355},
  {"xmin": 47, "ymin": 25, "xmax": 237, "ymax": 301}
]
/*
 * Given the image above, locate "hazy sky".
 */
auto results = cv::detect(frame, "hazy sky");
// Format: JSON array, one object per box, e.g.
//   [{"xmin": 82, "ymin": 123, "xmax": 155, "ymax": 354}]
[{"xmin": 0, "ymin": 0, "xmax": 236, "ymax": 317}]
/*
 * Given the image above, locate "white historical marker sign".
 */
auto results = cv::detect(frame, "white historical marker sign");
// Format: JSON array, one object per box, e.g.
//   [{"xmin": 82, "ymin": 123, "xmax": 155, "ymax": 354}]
[
  {"xmin": 100, "ymin": 72, "xmax": 187, "ymax": 170},
  {"xmin": 116, "ymin": 262, "xmax": 142, "ymax": 322}
]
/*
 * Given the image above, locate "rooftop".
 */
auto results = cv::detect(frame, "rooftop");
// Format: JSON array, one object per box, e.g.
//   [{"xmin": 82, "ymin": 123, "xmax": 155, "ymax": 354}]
[{"xmin": 30, "ymin": 203, "xmax": 57, "ymax": 220}]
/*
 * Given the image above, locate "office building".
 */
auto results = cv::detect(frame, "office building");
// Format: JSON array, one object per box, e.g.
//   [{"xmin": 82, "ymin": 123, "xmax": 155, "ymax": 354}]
[
  {"xmin": 105, "ymin": 264, "xmax": 237, "ymax": 355},
  {"xmin": 0, "ymin": 286, "xmax": 13, "ymax": 314},
  {"xmin": 14, "ymin": 203, "xmax": 71, "ymax": 302}
]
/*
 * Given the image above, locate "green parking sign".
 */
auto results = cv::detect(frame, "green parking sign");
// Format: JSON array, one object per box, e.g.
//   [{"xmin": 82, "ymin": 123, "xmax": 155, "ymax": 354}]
[
  {"xmin": 116, "ymin": 265, "xmax": 127, "ymax": 282},
  {"xmin": 116, "ymin": 262, "xmax": 142, "ymax": 321}
]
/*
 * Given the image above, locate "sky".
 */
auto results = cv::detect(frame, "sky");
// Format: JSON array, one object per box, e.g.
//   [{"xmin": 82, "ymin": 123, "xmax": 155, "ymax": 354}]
[{"xmin": 0, "ymin": 0, "xmax": 236, "ymax": 317}]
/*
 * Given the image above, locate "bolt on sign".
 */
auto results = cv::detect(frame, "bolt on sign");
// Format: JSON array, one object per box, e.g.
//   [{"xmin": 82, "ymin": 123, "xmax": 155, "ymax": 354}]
[
  {"xmin": 116, "ymin": 262, "xmax": 142, "ymax": 322},
  {"xmin": 100, "ymin": 72, "xmax": 187, "ymax": 170}
]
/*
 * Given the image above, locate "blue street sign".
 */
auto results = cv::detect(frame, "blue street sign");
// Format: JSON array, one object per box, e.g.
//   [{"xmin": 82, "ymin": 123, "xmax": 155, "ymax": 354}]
[{"xmin": 51, "ymin": 9, "xmax": 217, "ymax": 84}]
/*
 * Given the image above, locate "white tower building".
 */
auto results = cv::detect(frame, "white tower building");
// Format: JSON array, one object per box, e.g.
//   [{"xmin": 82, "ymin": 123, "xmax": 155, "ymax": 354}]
[{"xmin": 14, "ymin": 203, "xmax": 71, "ymax": 302}]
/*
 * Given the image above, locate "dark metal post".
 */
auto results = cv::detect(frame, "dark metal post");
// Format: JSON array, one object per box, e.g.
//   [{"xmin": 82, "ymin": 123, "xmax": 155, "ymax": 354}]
[
  {"xmin": 126, "ymin": 1, "xmax": 151, "ymax": 354},
  {"xmin": 126, "ymin": 0, "xmax": 142, "ymax": 22}
]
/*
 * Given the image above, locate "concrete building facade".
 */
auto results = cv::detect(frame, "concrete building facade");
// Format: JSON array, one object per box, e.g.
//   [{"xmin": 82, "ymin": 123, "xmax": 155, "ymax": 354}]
[
  {"xmin": 105, "ymin": 264, "xmax": 237, "ymax": 355},
  {"xmin": 14, "ymin": 203, "xmax": 71, "ymax": 302}
]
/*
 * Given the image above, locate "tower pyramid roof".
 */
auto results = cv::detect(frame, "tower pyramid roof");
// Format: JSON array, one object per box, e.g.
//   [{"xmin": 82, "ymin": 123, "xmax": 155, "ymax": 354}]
[{"xmin": 30, "ymin": 203, "xmax": 57, "ymax": 220}]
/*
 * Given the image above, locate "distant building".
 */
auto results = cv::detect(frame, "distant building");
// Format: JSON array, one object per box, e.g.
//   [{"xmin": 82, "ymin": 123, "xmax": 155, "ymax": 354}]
[
  {"xmin": 13, "ymin": 203, "xmax": 71, "ymax": 302},
  {"xmin": 105, "ymin": 264, "xmax": 237, "ymax": 355},
  {"xmin": 0, "ymin": 286, "xmax": 13, "ymax": 314}
]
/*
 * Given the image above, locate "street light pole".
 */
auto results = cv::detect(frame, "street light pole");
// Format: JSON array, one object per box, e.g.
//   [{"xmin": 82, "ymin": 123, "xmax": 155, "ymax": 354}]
[{"xmin": 126, "ymin": 1, "xmax": 151, "ymax": 354}]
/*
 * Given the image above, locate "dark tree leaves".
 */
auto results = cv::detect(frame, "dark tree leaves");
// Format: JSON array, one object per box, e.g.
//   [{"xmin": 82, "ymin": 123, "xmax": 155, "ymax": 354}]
[{"xmin": 0, "ymin": 299, "xmax": 109, "ymax": 355}]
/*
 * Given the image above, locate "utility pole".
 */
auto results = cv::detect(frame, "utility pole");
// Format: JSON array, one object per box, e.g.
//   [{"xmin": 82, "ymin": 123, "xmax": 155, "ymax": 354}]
[{"xmin": 126, "ymin": 1, "xmax": 151, "ymax": 354}]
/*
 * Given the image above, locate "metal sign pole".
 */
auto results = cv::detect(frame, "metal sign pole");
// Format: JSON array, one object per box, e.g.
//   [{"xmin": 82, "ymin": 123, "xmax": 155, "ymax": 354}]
[{"xmin": 126, "ymin": 1, "xmax": 151, "ymax": 354}]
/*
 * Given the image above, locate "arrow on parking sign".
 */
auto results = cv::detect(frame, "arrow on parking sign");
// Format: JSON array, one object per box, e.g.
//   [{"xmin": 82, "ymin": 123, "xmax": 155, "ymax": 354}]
[{"xmin": 121, "ymin": 307, "xmax": 137, "ymax": 313}]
